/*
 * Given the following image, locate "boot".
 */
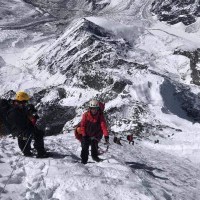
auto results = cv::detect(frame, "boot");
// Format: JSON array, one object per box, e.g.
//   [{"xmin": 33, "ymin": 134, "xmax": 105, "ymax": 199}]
[
  {"xmin": 24, "ymin": 151, "xmax": 33, "ymax": 157},
  {"xmin": 81, "ymin": 160, "xmax": 87, "ymax": 164},
  {"xmin": 92, "ymin": 156, "xmax": 101, "ymax": 162},
  {"xmin": 36, "ymin": 153, "xmax": 49, "ymax": 158},
  {"xmin": 36, "ymin": 150, "xmax": 49, "ymax": 158}
]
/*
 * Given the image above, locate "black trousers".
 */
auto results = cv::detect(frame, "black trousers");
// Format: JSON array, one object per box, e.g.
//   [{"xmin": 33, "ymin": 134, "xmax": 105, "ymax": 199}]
[
  {"xmin": 33, "ymin": 128, "xmax": 45, "ymax": 155},
  {"xmin": 81, "ymin": 137, "xmax": 99, "ymax": 163},
  {"xmin": 18, "ymin": 128, "xmax": 45, "ymax": 155}
]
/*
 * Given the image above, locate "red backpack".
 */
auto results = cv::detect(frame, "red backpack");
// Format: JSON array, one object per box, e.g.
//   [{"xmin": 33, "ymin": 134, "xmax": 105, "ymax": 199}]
[{"xmin": 74, "ymin": 122, "xmax": 82, "ymax": 142}]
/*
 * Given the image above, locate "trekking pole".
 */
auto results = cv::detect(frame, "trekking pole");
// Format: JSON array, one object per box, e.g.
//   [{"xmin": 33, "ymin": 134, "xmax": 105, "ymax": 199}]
[{"xmin": 0, "ymin": 134, "xmax": 32, "ymax": 197}]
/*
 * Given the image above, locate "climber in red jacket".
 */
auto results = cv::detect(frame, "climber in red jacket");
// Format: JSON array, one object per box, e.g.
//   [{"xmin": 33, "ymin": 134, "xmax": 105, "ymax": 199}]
[{"xmin": 80, "ymin": 99, "xmax": 109, "ymax": 164}]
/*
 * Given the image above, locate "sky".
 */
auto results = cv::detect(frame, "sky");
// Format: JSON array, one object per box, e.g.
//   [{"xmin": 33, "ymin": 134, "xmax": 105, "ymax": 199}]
[{"xmin": 0, "ymin": 0, "xmax": 200, "ymax": 199}]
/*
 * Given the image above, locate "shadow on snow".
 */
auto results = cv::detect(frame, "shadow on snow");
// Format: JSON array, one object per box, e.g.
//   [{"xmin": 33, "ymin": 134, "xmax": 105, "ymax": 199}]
[{"xmin": 126, "ymin": 161, "xmax": 168, "ymax": 180}]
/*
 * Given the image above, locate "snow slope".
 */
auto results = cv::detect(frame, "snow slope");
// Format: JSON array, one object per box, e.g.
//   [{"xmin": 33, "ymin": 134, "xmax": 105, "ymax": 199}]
[{"xmin": 0, "ymin": 132, "xmax": 199, "ymax": 200}]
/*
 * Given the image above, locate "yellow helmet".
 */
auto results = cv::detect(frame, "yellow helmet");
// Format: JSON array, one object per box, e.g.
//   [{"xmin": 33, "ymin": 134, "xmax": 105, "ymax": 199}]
[{"xmin": 15, "ymin": 91, "xmax": 30, "ymax": 101}]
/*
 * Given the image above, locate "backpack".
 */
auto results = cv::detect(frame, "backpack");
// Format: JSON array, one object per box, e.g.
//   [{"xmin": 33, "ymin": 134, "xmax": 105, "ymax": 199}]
[
  {"xmin": 74, "ymin": 101, "xmax": 105, "ymax": 142},
  {"xmin": 74, "ymin": 122, "xmax": 82, "ymax": 142},
  {"xmin": 0, "ymin": 99, "xmax": 12, "ymax": 135}
]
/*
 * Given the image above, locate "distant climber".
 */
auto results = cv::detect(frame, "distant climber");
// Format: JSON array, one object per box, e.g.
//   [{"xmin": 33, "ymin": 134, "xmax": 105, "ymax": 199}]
[
  {"xmin": 7, "ymin": 91, "xmax": 48, "ymax": 158},
  {"xmin": 127, "ymin": 134, "xmax": 134, "ymax": 145},
  {"xmin": 80, "ymin": 99, "xmax": 109, "ymax": 164}
]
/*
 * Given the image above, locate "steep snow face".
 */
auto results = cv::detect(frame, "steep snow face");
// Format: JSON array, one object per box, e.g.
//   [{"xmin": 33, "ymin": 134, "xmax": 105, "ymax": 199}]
[
  {"xmin": 23, "ymin": 0, "xmax": 109, "ymax": 14},
  {"xmin": 1, "ymin": 134, "xmax": 199, "ymax": 200},
  {"xmin": 151, "ymin": 0, "xmax": 200, "ymax": 25},
  {"xmin": 0, "ymin": 0, "xmax": 43, "ymax": 26},
  {"xmin": 0, "ymin": 0, "xmax": 56, "ymax": 48}
]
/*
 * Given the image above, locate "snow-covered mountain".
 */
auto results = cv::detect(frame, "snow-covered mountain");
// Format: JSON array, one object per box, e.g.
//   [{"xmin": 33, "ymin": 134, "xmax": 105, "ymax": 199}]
[{"xmin": 0, "ymin": 0, "xmax": 200, "ymax": 199}]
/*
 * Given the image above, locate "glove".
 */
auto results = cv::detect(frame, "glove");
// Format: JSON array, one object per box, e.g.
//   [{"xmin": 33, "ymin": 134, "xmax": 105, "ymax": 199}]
[{"xmin": 104, "ymin": 136, "xmax": 109, "ymax": 144}]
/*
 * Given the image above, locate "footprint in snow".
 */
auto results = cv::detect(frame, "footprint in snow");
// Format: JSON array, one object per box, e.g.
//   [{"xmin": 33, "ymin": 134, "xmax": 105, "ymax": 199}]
[{"xmin": 2, "ymin": 174, "xmax": 23, "ymax": 184}]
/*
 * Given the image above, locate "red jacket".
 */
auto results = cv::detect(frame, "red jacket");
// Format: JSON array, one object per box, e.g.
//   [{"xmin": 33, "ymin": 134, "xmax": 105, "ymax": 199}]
[{"xmin": 80, "ymin": 111, "xmax": 108, "ymax": 138}]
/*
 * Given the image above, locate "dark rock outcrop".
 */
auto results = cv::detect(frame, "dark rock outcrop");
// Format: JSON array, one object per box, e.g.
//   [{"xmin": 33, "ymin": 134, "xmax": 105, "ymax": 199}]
[
  {"xmin": 31, "ymin": 88, "xmax": 76, "ymax": 135},
  {"xmin": 37, "ymin": 103, "xmax": 76, "ymax": 136},
  {"xmin": 174, "ymin": 49, "xmax": 200, "ymax": 85},
  {"xmin": 151, "ymin": 0, "xmax": 200, "ymax": 25}
]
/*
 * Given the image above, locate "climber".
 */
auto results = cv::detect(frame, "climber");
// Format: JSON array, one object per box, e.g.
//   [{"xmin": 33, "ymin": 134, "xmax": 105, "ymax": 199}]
[
  {"xmin": 7, "ymin": 91, "xmax": 48, "ymax": 158},
  {"xmin": 80, "ymin": 99, "xmax": 109, "ymax": 164}
]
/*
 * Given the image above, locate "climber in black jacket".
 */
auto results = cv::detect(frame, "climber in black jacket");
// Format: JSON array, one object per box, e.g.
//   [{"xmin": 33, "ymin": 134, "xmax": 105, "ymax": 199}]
[{"xmin": 7, "ymin": 91, "xmax": 47, "ymax": 158}]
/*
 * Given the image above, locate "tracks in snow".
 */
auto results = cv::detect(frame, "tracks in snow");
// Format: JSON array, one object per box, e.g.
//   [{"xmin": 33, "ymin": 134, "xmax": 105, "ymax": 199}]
[{"xmin": 1, "ymin": 134, "xmax": 200, "ymax": 200}]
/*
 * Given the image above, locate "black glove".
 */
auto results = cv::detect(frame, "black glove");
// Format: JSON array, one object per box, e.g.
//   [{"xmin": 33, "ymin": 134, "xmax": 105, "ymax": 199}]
[{"xmin": 104, "ymin": 136, "xmax": 109, "ymax": 144}]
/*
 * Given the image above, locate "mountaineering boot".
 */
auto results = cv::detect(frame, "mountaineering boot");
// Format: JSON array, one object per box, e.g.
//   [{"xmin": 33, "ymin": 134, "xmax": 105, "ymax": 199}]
[
  {"xmin": 24, "ymin": 151, "xmax": 33, "ymax": 157},
  {"xmin": 36, "ymin": 150, "xmax": 49, "ymax": 158},
  {"xmin": 81, "ymin": 160, "xmax": 87, "ymax": 164},
  {"xmin": 92, "ymin": 156, "xmax": 101, "ymax": 162},
  {"xmin": 36, "ymin": 153, "xmax": 49, "ymax": 158}
]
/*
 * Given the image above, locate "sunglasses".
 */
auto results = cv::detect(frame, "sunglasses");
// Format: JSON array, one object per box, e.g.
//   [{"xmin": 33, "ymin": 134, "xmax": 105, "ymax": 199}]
[
  {"xmin": 18, "ymin": 100, "xmax": 28, "ymax": 105},
  {"xmin": 90, "ymin": 107, "xmax": 99, "ymax": 110}
]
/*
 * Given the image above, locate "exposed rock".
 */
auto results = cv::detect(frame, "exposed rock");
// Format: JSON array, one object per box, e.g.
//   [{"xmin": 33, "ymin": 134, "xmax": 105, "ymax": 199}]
[
  {"xmin": 151, "ymin": 0, "xmax": 200, "ymax": 25},
  {"xmin": 112, "ymin": 81, "xmax": 127, "ymax": 94},
  {"xmin": 37, "ymin": 19, "xmax": 134, "ymax": 93},
  {"xmin": 175, "ymin": 85, "xmax": 200, "ymax": 121},
  {"xmin": 86, "ymin": 0, "xmax": 109, "ymax": 11},
  {"xmin": 37, "ymin": 103, "xmax": 76, "ymax": 136},
  {"xmin": 31, "ymin": 87, "xmax": 74, "ymax": 135},
  {"xmin": 159, "ymin": 78, "xmax": 200, "ymax": 122},
  {"xmin": 174, "ymin": 49, "xmax": 200, "ymax": 85},
  {"xmin": 57, "ymin": 88, "xmax": 66, "ymax": 99},
  {"xmin": 0, "ymin": 90, "xmax": 15, "ymax": 99},
  {"xmin": 82, "ymin": 73, "xmax": 114, "ymax": 90}
]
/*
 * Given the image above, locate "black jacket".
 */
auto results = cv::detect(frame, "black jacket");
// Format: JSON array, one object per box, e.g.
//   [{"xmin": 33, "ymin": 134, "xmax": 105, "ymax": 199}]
[{"xmin": 7, "ymin": 106, "xmax": 34, "ymax": 136}]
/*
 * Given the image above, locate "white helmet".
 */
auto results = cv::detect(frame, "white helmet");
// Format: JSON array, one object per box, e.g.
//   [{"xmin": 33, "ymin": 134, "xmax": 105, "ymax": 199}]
[{"xmin": 89, "ymin": 99, "xmax": 99, "ymax": 108}]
